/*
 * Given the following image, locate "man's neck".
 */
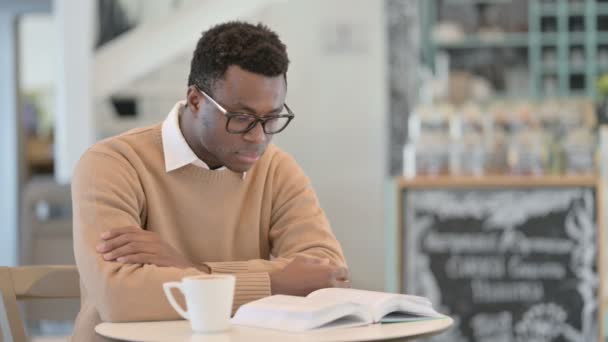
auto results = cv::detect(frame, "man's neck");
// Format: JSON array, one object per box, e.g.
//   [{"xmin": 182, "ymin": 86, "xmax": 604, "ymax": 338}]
[{"xmin": 179, "ymin": 106, "xmax": 223, "ymax": 169}]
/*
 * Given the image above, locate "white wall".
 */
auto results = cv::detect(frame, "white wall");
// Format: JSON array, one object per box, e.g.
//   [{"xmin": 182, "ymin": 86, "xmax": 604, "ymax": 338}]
[
  {"xmin": 72, "ymin": 0, "xmax": 389, "ymax": 290},
  {"xmin": 0, "ymin": 13, "xmax": 20, "ymax": 267},
  {"xmin": 19, "ymin": 15, "xmax": 55, "ymax": 90},
  {"xmin": 111, "ymin": 0, "xmax": 390, "ymax": 290},
  {"xmin": 54, "ymin": 0, "xmax": 96, "ymax": 184},
  {"xmin": 258, "ymin": 0, "xmax": 388, "ymax": 291}
]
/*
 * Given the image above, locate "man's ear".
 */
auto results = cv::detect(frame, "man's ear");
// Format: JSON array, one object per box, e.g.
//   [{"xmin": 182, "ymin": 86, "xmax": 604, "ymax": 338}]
[{"xmin": 186, "ymin": 85, "xmax": 202, "ymax": 113}]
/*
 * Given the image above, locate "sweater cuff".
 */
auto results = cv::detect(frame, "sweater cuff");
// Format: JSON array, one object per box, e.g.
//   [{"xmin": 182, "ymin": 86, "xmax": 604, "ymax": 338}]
[
  {"xmin": 231, "ymin": 272, "xmax": 271, "ymax": 313},
  {"xmin": 203, "ymin": 261, "xmax": 250, "ymax": 273}
]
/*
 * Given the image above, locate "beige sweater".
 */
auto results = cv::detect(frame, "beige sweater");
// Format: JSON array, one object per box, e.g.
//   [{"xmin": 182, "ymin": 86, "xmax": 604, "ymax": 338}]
[{"xmin": 70, "ymin": 124, "xmax": 346, "ymax": 341}]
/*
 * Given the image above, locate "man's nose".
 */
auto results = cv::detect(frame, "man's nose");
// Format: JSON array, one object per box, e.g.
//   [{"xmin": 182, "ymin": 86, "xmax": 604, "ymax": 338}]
[{"xmin": 243, "ymin": 121, "xmax": 266, "ymax": 143}]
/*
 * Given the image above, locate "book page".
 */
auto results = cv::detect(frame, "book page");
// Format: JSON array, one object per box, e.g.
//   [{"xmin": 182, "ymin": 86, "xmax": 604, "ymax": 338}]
[
  {"xmin": 231, "ymin": 295, "xmax": 372, "ymax": 332},
  {"xmin": 308, "ymin": 288, "xmax": 430, "ymax": 307},
  {"xmin": 238, "ymin": 294, "xmax": 340, "ymax": 314},
  {"xmin": 316, "ymin": 314, "xmax": 373, "ymax": 330},
  {"xmin": 307, "ymin": 288, "xmax": 437, "ymax": 322},
  {"xmin": 380, "ymin": 312, "xmax": 439, "ymax": 323}
]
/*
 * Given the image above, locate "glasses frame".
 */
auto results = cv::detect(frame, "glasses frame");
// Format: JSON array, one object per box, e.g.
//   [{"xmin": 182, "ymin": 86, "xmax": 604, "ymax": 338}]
[{"xmin": 197, "ymin": 87, "xmax": 295, "ymax": 135}]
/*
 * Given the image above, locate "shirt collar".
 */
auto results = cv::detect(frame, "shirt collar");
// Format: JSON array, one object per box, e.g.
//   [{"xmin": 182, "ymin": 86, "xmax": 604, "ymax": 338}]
[{"xmin": 162, "ymin": 101, "xmax": 249, "ymax": 179}]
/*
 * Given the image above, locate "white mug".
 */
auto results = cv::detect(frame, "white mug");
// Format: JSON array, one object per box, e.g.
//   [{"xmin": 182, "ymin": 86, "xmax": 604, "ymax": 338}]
[{"xmin": 163, "ymin": 274, "xmax": 236, "ymax": 333}]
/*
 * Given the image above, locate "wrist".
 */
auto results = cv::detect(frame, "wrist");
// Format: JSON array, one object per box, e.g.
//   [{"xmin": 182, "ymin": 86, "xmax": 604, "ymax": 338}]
[
  {"xmin": 269, "ymin": 270, "xmax": 284, "ymax": 295},
  {"xmin": 197, "ymin": 263, "xmax": 211, "ymax": 273}
]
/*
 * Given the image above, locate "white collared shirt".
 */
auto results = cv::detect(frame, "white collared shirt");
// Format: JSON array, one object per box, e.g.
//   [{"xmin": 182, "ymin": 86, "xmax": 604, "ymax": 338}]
[{"xmin": 161, "ymin": 101, "xmax": 245, "ymax": 178}]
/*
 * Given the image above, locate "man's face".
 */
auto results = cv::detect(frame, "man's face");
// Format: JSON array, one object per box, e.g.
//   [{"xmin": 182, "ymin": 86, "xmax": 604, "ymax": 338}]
[{"xmin": 188, "ymin": 65, "xmax": 287, "ymax": 173}]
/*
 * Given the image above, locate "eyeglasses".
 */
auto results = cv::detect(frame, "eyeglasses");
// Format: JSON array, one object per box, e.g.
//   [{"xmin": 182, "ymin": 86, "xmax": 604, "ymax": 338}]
[{"xmin": 197, "ymin": 87, "xmax": 295, "ymax": 134}]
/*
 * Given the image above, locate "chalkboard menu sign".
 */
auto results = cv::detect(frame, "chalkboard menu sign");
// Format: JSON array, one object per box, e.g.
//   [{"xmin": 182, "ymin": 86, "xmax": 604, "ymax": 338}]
[{"xmin": 402, "ymin": 183, "xmax": 602, "ymax": 342}]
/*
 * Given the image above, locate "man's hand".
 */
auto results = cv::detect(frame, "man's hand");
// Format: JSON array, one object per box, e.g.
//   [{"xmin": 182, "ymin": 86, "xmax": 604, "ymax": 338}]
[
  {"xmin": 270, "ymin": 255, "xmax": 350, "ymax": 296},
  {"xmin": 96, "ymin": 226, "xmax": 195, "ymax": 269}
]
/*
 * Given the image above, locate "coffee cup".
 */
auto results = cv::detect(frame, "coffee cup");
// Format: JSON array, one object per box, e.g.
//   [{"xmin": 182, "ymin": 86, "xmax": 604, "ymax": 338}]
[{"xmin": 163, "ymin": 274, "xmax": 235, "ymax": 333}]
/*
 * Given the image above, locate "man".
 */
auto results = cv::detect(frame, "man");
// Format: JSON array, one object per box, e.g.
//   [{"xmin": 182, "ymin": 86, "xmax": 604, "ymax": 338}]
[{"xmin": 71, "ymin": 21, "xmax": 349, "ymax": 341}]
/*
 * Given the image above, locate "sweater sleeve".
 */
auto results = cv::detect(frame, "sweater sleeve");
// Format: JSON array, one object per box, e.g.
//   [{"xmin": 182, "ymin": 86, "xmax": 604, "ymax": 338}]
[
  {"xmin": 203, "ymin": 150, "xmax": 347, "ymax": 277},
  {"xmin": 72, "ymin": 150, "xmax": 202, "ymax": 322},
  {"xmin": 267, "ymin": 151, "xmax": 347, "ymax": 265},
  {"xmin": 72, "ymin": 150, "xmax": 269, "ymax": 320}
]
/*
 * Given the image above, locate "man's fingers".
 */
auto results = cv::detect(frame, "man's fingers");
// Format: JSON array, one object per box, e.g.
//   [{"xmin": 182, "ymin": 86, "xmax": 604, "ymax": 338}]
[
  {"xmin": 333, "ymin": 279, "xmax": 351, "ymax": 288},
  {"xmin": 116, "ymin": 253, "xmax": 157, "ymax": 265},
  {"xmin": 96, "ymin": 233, "xmax": 134, "ymax": 253},
  {"xmin": 341, "ymin": 268, "xmax": 351, "ymax": 281},
  {"xmin": 117, "ymin": 253, "xmax": 174, "ymax": 267},
  {"xmin": 102, "ymin": 241, "xmax": 152, "ymax": 261},
  {"xmin": 294, "ymin": 255, "xmax": 330, "ymax": 265},
  {"xmin": 317, "ymin": 258, "xmax": 330, "ymax": 266},
  {"xmin": 330, "ymin": 267, "xmax": 351, "ymax": 288},
  {"xmin": 332, "ymin": 267, "xmax": 350, "ymax": 281},
  {"xmin": 100, "ymin": 226, "xmax": 143, "ymax": 240},
  {"xmin": 96, "ymin": 235, "xmax": 130, "ymax": 253},
  {"xmin": 306, "ymin": 257, "xmax": 328, "ymax": 265},
  {"xmin": 97, "ymin": 232, "xmax": 150, "ymax": 253},
  {"xmin": 291, "ymin": 254, "xmax": 316, "ymax": 265}
]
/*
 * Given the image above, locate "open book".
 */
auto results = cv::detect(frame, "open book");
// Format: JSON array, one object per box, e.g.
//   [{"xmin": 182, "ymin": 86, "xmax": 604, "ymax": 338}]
[{"xmin": 231, "ymin": 288, "xmax": 443, "ymax": 332}]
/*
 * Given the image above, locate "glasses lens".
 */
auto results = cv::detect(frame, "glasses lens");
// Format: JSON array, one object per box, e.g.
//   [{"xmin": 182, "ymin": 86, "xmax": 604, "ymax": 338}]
[
  {"xmin": 263, "ymin": 116, "xmax": 291, "ymax": 134},
  {"xmin": 227, "ymin": 114, "xmax": 257, "ymax": 133}
]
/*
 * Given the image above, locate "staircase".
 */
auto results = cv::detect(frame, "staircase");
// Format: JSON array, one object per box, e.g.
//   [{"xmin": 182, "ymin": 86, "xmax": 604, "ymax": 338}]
[{"xmin": 93, "ymin": 0, "xmax": 286, "ymax": 138}]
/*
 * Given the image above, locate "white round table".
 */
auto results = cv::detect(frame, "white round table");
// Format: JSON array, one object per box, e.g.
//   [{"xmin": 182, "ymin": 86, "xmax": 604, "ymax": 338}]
[{"xmin": 95, "ymin": 317, "xmax": 453, "ymax": 342}]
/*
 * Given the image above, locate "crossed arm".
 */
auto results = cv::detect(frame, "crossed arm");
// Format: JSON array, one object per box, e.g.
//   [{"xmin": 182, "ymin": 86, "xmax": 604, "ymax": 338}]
[
  {"xmin": 96, "ymin": 226, "xmax": 349, "ymax": 295},
  {"xmin": 72, "ymin": 149, "xmax": 349, "ymax": 322}
]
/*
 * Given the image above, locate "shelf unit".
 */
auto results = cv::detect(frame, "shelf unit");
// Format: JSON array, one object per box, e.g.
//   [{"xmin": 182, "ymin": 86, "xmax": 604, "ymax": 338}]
[{"xmin": 420, "ymin": 0, "xmax": 608, "ymax": 100}]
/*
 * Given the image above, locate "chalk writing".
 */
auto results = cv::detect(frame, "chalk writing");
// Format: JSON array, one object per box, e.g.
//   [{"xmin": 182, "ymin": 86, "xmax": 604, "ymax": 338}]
[
  {"xmin": 446, "ymin": 256, "xmax": 505, "ymax": 279},
  {"xmin": 508, "ymin": 256, "xmax": 566, "ymax": 279},
  {"xmin": 471, "ymin": 280, "xmax": 544, "ymax": 303},
  {"xmin": 405, "ymin": 187, "xmax": 598, "ymax": 341},
  {"xmin": 423, "ymin": 232, "xmax": 499, "ymax": 253},
  {"xmin": 471, "ymin": 311, "xmax": 513, "ymax": 342}
]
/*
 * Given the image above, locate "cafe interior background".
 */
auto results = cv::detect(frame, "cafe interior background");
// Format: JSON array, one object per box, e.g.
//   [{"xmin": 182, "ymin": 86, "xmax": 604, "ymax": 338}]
[{"xmin": 3, "ymin": 0, "xmax": 608, "ymax": 340}]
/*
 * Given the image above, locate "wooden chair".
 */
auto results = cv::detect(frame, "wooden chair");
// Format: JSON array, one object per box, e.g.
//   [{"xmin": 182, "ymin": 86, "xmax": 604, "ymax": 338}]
[{"xmin": 0, "ymin": 266, "xmax": 79, "ymax": 342}]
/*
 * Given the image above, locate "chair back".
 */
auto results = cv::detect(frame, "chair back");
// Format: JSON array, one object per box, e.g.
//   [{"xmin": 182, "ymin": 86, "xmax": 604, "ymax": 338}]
[{"xmin": 0, "ymin": 266, "xmax": 80, "ymax": 342}]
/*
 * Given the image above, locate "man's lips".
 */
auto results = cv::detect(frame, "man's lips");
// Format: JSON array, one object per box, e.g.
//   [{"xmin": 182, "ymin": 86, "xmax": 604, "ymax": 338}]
[{"xmin": 236, "ymin": 151, "xmax": 261, "ymax": 163}]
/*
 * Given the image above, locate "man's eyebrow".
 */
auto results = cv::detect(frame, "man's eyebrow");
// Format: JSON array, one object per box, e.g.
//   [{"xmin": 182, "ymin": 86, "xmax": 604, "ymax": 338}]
[{"xmin": 232, "ymin": 102, "xmax": 284, "ymax": 115}]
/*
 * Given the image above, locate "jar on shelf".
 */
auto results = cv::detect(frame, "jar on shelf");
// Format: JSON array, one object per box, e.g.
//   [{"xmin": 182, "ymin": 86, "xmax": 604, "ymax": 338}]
[
  {"xmin": 450, "ymin": 103, "xmax": 487, "ymax": 176},
  {"xmin": 538, "ymin": 99, "xmax": 563, "ymax": 174},
  {"xmin": 409, "ymin": 104, "xmax": 451, "ymax": 176},
  {"xmin": 560, "ymin": 98, "xmax": 597, "ymax": 174},
  {"xmin": 506, "ymin": 104, "xmax": 548, "ymax": 175},
  {"xmin": 486, "ymin": 102, "xmax": 510, "ymax": 174},
  {"xmin": 563, "ymin": 128, "xmax": 596, "ymax": 174}
]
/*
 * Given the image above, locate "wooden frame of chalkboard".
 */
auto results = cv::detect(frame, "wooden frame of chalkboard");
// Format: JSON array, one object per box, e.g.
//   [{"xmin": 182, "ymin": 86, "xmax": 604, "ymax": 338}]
[{"xmin": 395, "ymin": 175, "xmax": 604, "ymax": 342}]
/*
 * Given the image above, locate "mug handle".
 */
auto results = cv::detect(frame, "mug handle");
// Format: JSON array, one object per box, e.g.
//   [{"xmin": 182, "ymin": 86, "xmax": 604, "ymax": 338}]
[{"xmin": 162, "ymin": 282, "xmax": 189, "ymax": 319}]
